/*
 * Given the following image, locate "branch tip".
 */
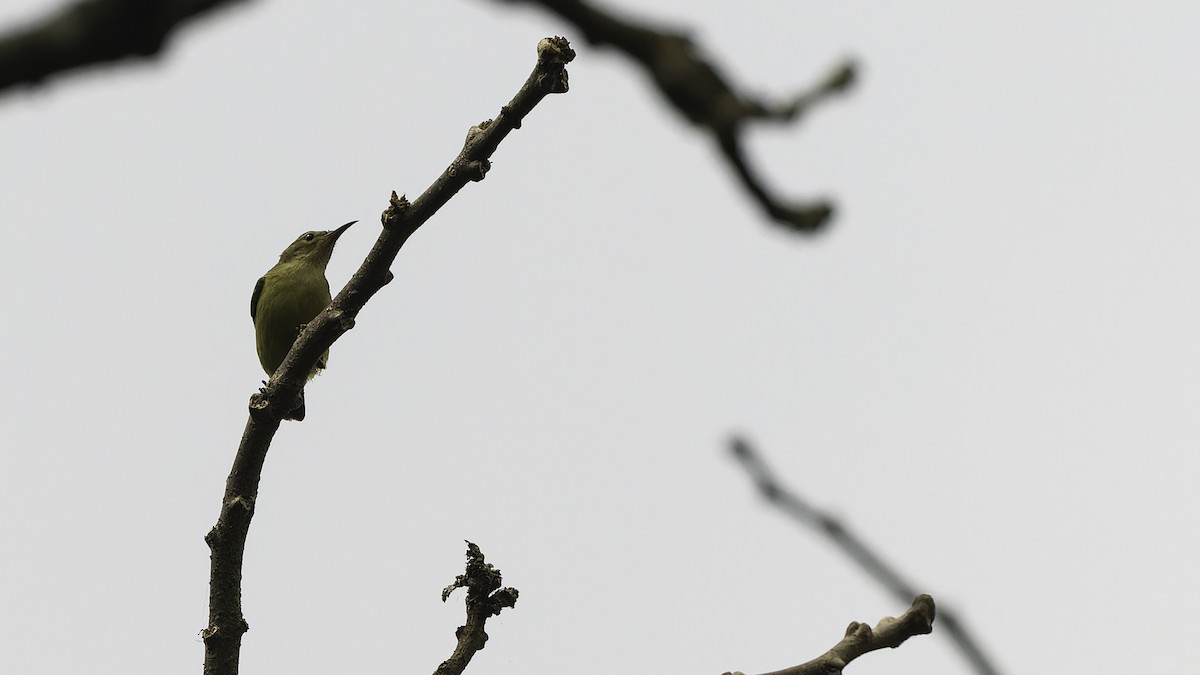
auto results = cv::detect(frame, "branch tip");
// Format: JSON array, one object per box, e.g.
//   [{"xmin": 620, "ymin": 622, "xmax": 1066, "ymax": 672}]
[
  {"xmin": 733, "ymin": 595, "xmax": 935, "ymax": 675},
  {"xmin": 433, "ymin": 542, "xmax": 519, "ymax": 675},
  {"xmin": 821, "ymin": 59, "xmax": 857, "ymax": 95},
  {"xmin": 537, "ymin": 36, "xmax": 576, "ymax": 66},
  {"xmin": 535, "ymin": 36, "xmax": 574, "ymax": 94},
  {"xmin": 729, "ymin": 435, "xmax": 751, "ymax": 457}
]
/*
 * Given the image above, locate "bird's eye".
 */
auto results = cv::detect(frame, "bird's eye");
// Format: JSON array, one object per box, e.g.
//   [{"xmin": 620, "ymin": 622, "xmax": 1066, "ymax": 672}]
[{"xmin": 304, "ymin": 233, "xmax": 315, "ymax": 242}]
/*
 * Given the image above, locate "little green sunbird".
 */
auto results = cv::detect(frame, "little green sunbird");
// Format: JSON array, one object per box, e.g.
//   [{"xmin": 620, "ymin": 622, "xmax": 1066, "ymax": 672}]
[{"xmin": 251, "ymin": 221, "xmax": 354, "ymax": 420}]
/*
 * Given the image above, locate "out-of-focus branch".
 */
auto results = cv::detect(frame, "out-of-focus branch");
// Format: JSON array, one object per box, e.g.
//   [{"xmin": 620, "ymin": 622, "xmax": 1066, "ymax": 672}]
[
  {"xmin": 434, "ymin": 542, "xmax": 520, "ymax": 675},
  {"xmin": 729, "ymin": 436, "xmax": 1002, "ymax": 675},
  {"xmin": 488, "ymin": 0, "xmax": 856, "ymax": 233},
  {"xmin": 0, "ymin": 0, "xmax": 249, "ymax": 94},
  {"xmin": 200, "ymin": 37, "xmax": 574, "ymax": 675},
  {"xmin": 724, "ymin": 594, "xmax": 935, "ymax": 675},
  {"xmin": 3, "ymin": 0, "xmax": 853, "ymax": 233}
]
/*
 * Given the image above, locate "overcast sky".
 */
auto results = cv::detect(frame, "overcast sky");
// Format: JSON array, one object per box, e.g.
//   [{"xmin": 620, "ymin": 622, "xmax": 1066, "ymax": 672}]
[{"xmin": 2, "ymin": 2, "xmax": 1197, "ymax": 674}]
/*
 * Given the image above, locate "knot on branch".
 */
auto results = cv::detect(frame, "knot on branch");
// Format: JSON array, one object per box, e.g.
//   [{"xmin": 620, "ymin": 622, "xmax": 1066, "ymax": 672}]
[
  {"xmin": 199, "ymin": 615, "xmax": 249, "ymax": 642},
  {"xmin": 249, "ymin": 381, "xmax": 304, "ymax": 422},
  {"xmin": 466, "ymin": 119, "xmax": 492, "ymax": 145},
  {"xmin": 451, "ymin": 159, "xmax": 491, "ymax": 182},
  {"xmin": 248, "ymin": 389, "xmax": 270, "ymax": 416},
  {"xmin": 381, "ymin": 191, "xmax": 410, "ymax": 231},
  {"xmin": 331, "ymin": 308, "xmax": 355, "ymax": 331}
]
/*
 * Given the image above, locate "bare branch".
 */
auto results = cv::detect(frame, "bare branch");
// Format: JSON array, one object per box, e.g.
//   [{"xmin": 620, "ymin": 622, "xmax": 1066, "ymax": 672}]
[
  {"xmin": 486, "ymin": 0, "xmax": 856, "ymax": 233},
  {"xmin": 723, "ymin": 594, "xmax": 935, "ymax": 675},
  {"xmin": 0, "ymin": 0, "xmax": 250, "ymax": 94},
  {"xmin": 434, "ymin": 542, "xmax": 520, "ymax": 675},
  {"xmin": 729, "ymin": 436, "xmax": 1003, "ymax": 675},
  {"xmin": 200, "ymin": 36, "xmax": 574, "ymax": 675}
]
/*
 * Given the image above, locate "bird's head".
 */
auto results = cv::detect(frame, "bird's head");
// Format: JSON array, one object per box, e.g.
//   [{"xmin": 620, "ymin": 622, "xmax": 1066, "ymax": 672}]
[{"xmin": 277, "ymin": 221, "xmax": 355, "ymax": 267}]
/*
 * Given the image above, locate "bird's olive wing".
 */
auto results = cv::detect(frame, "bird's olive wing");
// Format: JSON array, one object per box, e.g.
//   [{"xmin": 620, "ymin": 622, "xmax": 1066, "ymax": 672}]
[{"xmin": 251, "ymin": 276, "xmax": 265, "ymax": 322}]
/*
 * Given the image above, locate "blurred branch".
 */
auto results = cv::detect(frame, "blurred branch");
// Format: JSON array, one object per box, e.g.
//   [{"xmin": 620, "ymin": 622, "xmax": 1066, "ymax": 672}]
[
  {"xmin": 486, "ymin": 0, "xmax": 856, "ymax": 233},
  {"xmin": 729, "ymin": 436, "xmax": 1002, "ymax": 675},
  {"xmin": 2, "ymin": 0, "xmax": 854, "ymax": 233},
  {"xmin": 0, "ymin": 0, "xmax": 249, "ymax": 94},
  {"xmin": 724, "ymin": 594, "xmax": 935, "ymax": 675},
  {"xmin": 200, "ymin": 37, "xmax": 574, "ymax": 675},
  {"xmin": 434, "ymin": 542, "xmax": 520, "ymax": 675}
]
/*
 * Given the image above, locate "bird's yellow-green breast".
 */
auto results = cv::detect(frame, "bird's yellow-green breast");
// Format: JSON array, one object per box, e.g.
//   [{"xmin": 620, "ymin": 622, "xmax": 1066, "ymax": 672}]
[{"xmin": 251, "ymin": 221, "xmax": 354, "ymax": 381}]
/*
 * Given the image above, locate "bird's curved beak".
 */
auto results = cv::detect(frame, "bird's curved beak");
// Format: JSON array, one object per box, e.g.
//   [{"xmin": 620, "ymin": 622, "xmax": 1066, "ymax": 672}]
[{"xmin": 331, "ymin": 220, "xmax": 356, "ymax": 240}]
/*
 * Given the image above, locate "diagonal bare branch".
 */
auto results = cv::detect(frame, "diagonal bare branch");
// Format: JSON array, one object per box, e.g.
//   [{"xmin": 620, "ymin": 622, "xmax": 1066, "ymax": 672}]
[
  {"xmin": 729, "ymin": 436, "xmax": 1003, "ymax": 675},
  {"xmin": 200, "ymin": 36, "xmax": 574, "ymax": 675},
  {"xmin": 724, "ymin": 594, "xmax": 936, "ymax": 675}
]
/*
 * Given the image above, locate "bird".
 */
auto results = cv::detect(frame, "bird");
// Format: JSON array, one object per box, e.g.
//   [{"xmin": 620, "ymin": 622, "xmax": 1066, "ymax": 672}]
[{"xmin": 251, "ymin": 221, "xmax": 355, "ymax": 420}]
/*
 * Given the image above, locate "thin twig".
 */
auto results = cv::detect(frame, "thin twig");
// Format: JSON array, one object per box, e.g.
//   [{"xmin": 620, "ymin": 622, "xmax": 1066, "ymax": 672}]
[
  {"xmin": 200, "ymin": 37, "xmax": 575, "ymax": 675},
  {"xmin": 723, "ymin": 594, "xmax": 936, "ymax": 675},
  {"xmin": 729, "ymin": 436, "xmax": 1002, "ymax": 675}
]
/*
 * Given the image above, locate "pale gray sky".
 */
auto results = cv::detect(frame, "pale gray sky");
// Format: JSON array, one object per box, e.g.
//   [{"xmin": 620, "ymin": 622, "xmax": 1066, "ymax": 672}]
[{"xmin": 2, "ymin": 2, "xmax": 1198, "ymax": 674}]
